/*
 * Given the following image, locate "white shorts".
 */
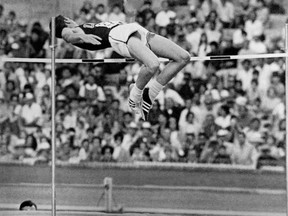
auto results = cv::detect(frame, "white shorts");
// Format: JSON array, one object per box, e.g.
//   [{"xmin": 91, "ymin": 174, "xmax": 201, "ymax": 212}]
[{"xmin": 108, "ymin": 23, "xmax": 149, "ymax": 58}]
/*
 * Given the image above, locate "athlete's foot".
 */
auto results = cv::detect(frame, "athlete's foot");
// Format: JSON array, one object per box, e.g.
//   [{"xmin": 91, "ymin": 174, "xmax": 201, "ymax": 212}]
[{"xmin": 140, "ymin": 88, "xmax": 153, "ymax": 121}]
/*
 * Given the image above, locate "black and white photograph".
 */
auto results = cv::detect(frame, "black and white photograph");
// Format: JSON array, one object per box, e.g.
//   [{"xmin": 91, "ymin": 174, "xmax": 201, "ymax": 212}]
[{"xmin": 0, "ymin": 0, "xmax": 288, "ymax": 215}]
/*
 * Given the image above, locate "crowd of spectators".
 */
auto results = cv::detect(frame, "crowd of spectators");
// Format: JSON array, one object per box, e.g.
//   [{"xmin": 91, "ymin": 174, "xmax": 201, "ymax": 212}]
[{"xmin": 0, "ymin": 0, "xmax": 286, "ymax": 168}]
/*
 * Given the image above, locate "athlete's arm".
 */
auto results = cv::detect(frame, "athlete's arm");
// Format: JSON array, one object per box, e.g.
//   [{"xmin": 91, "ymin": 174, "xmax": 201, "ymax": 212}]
[{"xmin": 61, "ymin": 28, "xmax": 102, "ymax": 45}]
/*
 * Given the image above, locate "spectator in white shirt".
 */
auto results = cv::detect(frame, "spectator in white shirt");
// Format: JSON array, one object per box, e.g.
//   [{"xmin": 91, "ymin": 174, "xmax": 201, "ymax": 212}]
[
  {"xmin": 249, "ymin": 35, "xmax": 267, "ymax": 54},
  {"xmin": 205, "ymin": 21, "xmax": 222, "ymax": 43},
  {"xmin": 215, "ymin": 105, "xmax": 231, "ymax": 129},
  {"xmin": 245, "ymin": 10, "xmax": 264, "ymax": 40},
  {"xmin": 155, "ymin": 0, "xmax": 176, "ymax": 27},
  {"xmin": 95, "ymin": 4, "xmax": 108, "ymax": 22},
  {"xmin": 236, "ymin": 59, "xmax": 253, "ymax": 91},
  {"xmin": 185, "ymin": 18, "xmax": 202, "ymax": 54},
  {"xmin": 256, "ymin": 0, "xmax": 269, "ymax": 27},
  {"xmin": 20, "ymin": 93, "xmax": 42, "ymax": 132},
  {"xmin": 217, "ymin": 0, "xmax": 234, "ymax": 28},
  {"xmin": 225, "ymin": 131, "xmax": 258, "ymax": 168},
  {"xmin": 233, "ymin": 20, "xmax": 247, "ymax": 48},
  {"xmin": 107, "ymin": 4, "xmax": 126, "ymax": 22}
]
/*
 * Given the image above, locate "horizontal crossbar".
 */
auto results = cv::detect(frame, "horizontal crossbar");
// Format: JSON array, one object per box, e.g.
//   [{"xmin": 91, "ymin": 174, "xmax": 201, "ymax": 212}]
[{"xmin": 1, "ymin": 53, "xmax": 287, "ymax": 63}]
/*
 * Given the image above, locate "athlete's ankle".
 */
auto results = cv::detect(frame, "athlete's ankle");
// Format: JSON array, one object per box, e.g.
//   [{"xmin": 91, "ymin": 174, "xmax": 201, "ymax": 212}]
[{"xmin": 129, "ymin": 84, "xmax": 143, "ymax": 103}]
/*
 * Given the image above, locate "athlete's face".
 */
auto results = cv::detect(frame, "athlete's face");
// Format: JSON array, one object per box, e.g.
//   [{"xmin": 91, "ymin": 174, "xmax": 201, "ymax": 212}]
[{"xmin": 64, "ymin": 17, "xmax": 78, "ymax": 28}]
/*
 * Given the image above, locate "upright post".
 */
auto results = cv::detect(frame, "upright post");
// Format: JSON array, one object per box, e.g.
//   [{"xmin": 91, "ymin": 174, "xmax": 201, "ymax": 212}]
[
  {"xmin": 50, "ymin": 16, "xmax": 57, "ymax": 216},
  {"xmin": 104, "ymin": 177, "xmax": 113, "ymax": 212},
  {"xmin": 285, "ymin": 23, "xmax": 288, "ymax": 216}
]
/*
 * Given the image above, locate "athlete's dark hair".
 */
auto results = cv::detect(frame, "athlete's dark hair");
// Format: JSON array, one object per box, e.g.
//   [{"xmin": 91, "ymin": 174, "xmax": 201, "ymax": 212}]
[
  {"xmin": 19, "ymin": 200, "xmax": 37, "ymax": 210},
  {"xmin": 50, "ymin": 15, "xmax": 67, "ymax": 38}
]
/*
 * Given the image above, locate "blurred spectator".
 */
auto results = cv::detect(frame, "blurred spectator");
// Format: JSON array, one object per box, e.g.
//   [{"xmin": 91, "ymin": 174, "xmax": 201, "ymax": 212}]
[
  {"xmin": 198, "ymin": 32, "xmax": 211, "ymax": 57},
  {"xmin": 217, "ymin": 0, "xmax": 235, "ymax": 28},
  {"xmin": 232, "ymin": 19, "xmax": 247, "ymax": 48},
  {"xmin": 245, "ymin": 10, "xmax": 264, "ymax": 40},
  {"xmin": 107, "ymin": 4, "xmax": 126, "ymax": 22},
  {"xmin": 137, "ymin": 0, "xmax": 155, "ymax": 27},
  {"xmin": 185, "ymin": 18, "xmax": 202, "ymax": 55},
  {"xmin": 205, "ymin": 21, "xmax": 222, "ymax": 43},
  {"xmin": 225, "ymin": 131, "xmax": 258, "ymax": 167},
  {"xmin": 20, "ymin": 93, "xmax": 42, "ymax": 133},
  {"xmin": 155, "ymin": 0, "xmax": 176, "ymax": 27},
  {"xmin": 95, "ymin": 4, "xmax": 108, "ymax": 22},
  {"xmin": 255, "ymin": 0, "xmax": 270, "ymax": 27},
  {"xmin": 0, "ymin": 4, "xmax": 4, "ymax": 25}
]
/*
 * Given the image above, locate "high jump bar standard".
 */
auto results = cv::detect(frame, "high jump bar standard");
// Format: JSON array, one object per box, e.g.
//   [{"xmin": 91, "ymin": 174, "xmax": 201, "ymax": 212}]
[
  {"xmin": 1, "ymin": 52, "xmax": 288, "ymax": 64},
  {"xmin": 285, "ymin": 23, "xmax": 288, "ymax": 216}
]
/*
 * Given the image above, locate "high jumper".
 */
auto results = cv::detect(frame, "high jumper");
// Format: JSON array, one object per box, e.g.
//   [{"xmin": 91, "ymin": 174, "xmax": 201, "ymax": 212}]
[{"xmin": 51, "ymin": 14, "xmax": 190, "ymax": 121}]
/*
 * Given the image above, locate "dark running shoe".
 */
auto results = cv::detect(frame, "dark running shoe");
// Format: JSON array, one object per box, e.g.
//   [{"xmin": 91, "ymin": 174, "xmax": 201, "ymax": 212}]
[{"xmin": 140, "ymin": 88, "xmax": 153, "ymax": 121}]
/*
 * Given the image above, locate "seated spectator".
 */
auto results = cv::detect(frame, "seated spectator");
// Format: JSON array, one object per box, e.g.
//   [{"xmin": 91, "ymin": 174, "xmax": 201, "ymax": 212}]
[
  {"xmin": 5, "ymin": 10, "xmax": 18, "ymax": 32},
  {"xmin": 249, "ymin": 35, "xmax": 267, "ymax": 54},
  {"xmin": 107, "ymin": 4, "xmax": 126, "ymax": 22},
  {"xmin": 247, "ymin": 79, "xmax": 261, "ymax": 104},
  {"xmin": 225, "ymin": 131, "xmax": 258, "ymax": 167},
  {"xmin": 272, "ymin": 96, "xmax": 285, "ymax": 128},
  {"xmin": 112, "ymin": 132, "xmax": 130, "ymax": 162},
  {"xmin": 261, "ymin": 87, "xmax": 281, "ymax": 116},
  {"xmin": 155, "ymin": 0, "xmax": 176, "ymax": 27},
  {"xmin": 75, "ymin": 9, "xmax": 88, "ymax": 24},
  {"xmin": 233, "ymin": 19, "xmax": 247, "ymax": 49},
  {"xmin": 205, "ymin": 21, "xmax": 222, "ymax": 44},
  {"xmin": 136, "ymin": 0, "xmax": 155, "ymax": 26},
  {"xmin": 100, "ymin": 145, "xmax": 115, "ymax": 162},
  {"xmin": 243, "ymin": 118, "xmax": 265, "ymax": 146},
  {"xmin": 0, "ymin": 4, "xmax": 4, "ymax": 25},
  {"xmin": 202, "ymin": 114, "xmax": 217, "ymax": 138},
  {"xmin": 163, "ymin": 97, "xmax": 182, "ymax": 122},
  {"xmin": 8, "ymin": 94, "xmax": 22, "ymax": 136},
  {"xmin": 180, "ymin": 111, "xmax": 200, "ymax": 136},
  {"xmin": 95, "ymin": 4, "xmax": 108, "ymax": 22},
  {"xmin": 200, "ymin": 139, "xmax": 219, "ymax": 163},
  {"xmin": 255, "ymin": 0, "xmax": 270, "ymax": 27},
  {"xmin": 185, "ymin": 18, "xmax": 202, "ymax": 55},
  {"xmin": 236, "ymin": 59, "xmax": 253, "ymax": 91},
  {"xmin": 4, "ymin": 80, "xmax": 19, "ymax": 101},
  {"xmin": 78, "ymin": 139, "xmax": 89, "ymax": 162},
  {"xmin": 22, "ymin": 134, "xmax": 38, "ymax": 159},
  {"xmin": 88, "ymin": 136, "xmax": 102, "ymax": 162},
  {"xmin": 217, "ymin": 0, "xmax": 235, "ymax": 28},
  {"xmin": 0, "ymin": 142, "xmax": 14, "ymax": 162},
  {"xmin": 245, "ymin": 10, "xmax": 264, "ymax": 40},
  {"xmin": 28, "ymin": 22, "xmax": 49, "ymax": 58},
  {"xmin": 197, "ymin": 32, "xmax": 211, "ymax": 57},
  {"xmin": 270, "ymin": 72, "xmax": 284, "ymax": 97},
  {"xmin": 79, "ymin": 74, "xmax": 106, "ymax": 102},
  {"xmin": 215, "ymin": 105, "xmax": 231, "ymax": 129},
  {"xmin": 62, "ymin": 104, "xmax": 77, "ymax": 130},
  {"xmin": 274, "ymin": 119, "xmax": 285, "ymax": 144},
  {"xmin": 131, "ymin": 145, "xmax": 150, "ymax": 162},
  {"xmin": 20, "ymin": 93, "xmax": 42, "ymax": 133},
  {"xmin": 213, "ymin": 145, "xmax": 231, "ymax": 164}
]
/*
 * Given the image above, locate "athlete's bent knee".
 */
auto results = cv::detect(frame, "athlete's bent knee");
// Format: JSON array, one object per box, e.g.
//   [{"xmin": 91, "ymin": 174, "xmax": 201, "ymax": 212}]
[
  {"xmin": 179, "ymin": 51, "xmax": 191, "ymax": 64},
  {"xmin": 146, "ymin": 61, "xmax": 160, "ymax": 74}
]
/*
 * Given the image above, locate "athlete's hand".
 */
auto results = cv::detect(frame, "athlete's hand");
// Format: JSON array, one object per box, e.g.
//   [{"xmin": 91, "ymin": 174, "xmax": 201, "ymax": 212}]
[{"xmin": 81, "ymin": 34, "xmax": 102, "ymax": 45}]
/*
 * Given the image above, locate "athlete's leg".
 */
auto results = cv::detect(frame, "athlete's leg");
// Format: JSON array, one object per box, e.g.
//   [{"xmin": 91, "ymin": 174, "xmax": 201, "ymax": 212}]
[
  {"xmin": 127, "ymin": 35, "xmax": 160, "ymax": 90},
  {"xmin": 126, "ymin": 34, "xmax": 160, "ymax": 120},
  {"xmin": 146, "ymin": 33, "xmax": 191, "ymax": 102},
  {"xmin": 149, "ymin": 33, "xmax": 191, "ymax": 85}
]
